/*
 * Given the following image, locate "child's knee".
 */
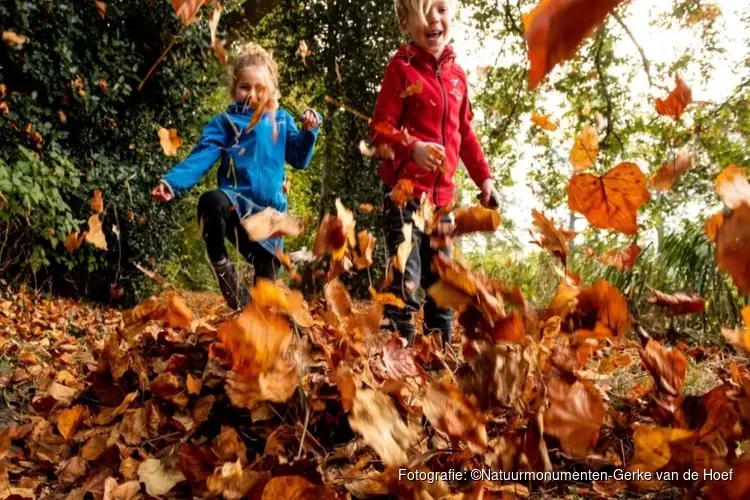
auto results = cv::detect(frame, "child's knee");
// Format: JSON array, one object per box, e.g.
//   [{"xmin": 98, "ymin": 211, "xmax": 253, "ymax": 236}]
[{"xmin": 197, "ymin": 190, "xmax": 227, "ymax": 217}]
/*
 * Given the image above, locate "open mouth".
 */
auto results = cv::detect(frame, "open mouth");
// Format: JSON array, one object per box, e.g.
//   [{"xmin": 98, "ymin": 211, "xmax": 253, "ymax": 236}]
[{"xmin": 426, "ymin": 30, "xmax": 443, "ymax": 42}]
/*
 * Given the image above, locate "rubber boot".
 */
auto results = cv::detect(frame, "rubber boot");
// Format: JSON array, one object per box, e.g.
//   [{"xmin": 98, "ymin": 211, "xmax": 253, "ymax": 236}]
[{"xmin": 211, "ymin": 260, "xmax": 250, "ymax": 311}]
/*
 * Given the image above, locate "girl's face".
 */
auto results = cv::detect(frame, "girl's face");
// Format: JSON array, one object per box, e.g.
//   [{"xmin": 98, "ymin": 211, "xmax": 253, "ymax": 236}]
[
  {"xmin": 233, "ymin": 65, "xmax": 273, "ymax": 108},
  {"xmin": 405, "ymin": 0, "xmax": 453, "ymax": 58}
]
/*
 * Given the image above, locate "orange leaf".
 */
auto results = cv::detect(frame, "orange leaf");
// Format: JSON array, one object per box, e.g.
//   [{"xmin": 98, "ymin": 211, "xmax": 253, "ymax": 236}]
[
  {"xmin": 260, "ymin": 476, "xmax": 337, "ymax": 500},
  {"xmin": 567, "ymin": 162, "xmax": 651, "ymax": 235},
  {"xmin": 492, "ymin": 313, "xmax": 526, "ymax": 343},
  {"xmin": 569, "ymin": 125, "xmax": 598, "ymax": 172},
  {"xmin": 57, "ymin": 405, "xmax": 87, "ymax": 441},
  {"xmin": 650, "ymin": 152, "xmax": 696, "ymax": 192},
  {"xmin": 170, "ymin": 0, "xmax": 208, "ymax": 25},
  {"xmin": 381, "ymin": 336, "xmax": 426, "ymax": 381},
  {"xmin": 646, "ymin": 288, "xmax": 705, "ymax": 316},
  {"xmin": 369, "ymin": 287, "xmax": 405, "ymax": 309},
  {"xmin": 400, "ymin": 80, "xmax": 423, "ymax": 98},
  {"xmin": 334, "ymin": 366, "xmax": 356, "ymax": 412},
  {"xmin": 225, "ymin": 362, "xmax": 297, "ymax": 409},
  {"xmin": 705, "ymin": 457, "xmax": 750, "ymax": 500},
  {"xmin": 165, "ymin": 295, "xmax": 194, "ymax": 329},
  {"xmin": 65, "ymin": 231, "xmax": 86, "ymax": 253},
  {"xmin": 241, "ymin": 207, "xmax": 303, "ymax": 241},
  {"xmin": 597, "ymin": 241, "xmax": 642, "ymax": 271},
  {"xmin": 705, "ymin": 211, "xmax": 724, "ymax": 242},
  {"xmin": 312, "ymin": 214, "xmax": 346, "ymax": 258},
  {"xmin": 629, "ymin": 425, "xmax": 695, "ymax": 476},
  {"xmin": 390, "ymin": 178, "xmax": 414, "ymax": 208},
  {"xmin": 543, "ymin": 376, "xmax": 605, "ymax": 457},
  {"xmin": 453, "ymin": 205, "xmax": 501, "ymax": 236},
  {"xmin": 716, "ymin": 204, "xmax": 750, "ymax": 294},
  {"xmin": 523, "ymin": 0, "xmax": 626, "ymax": 90},
  {"xmin": 158, "ymin": 127, "xmax": 182, "ymax": 156},
  {"xmin": 531, "ymin": 111, "xmax": 557, "ymax": 131},
  {"xmin": 372, "ymin": 120, "xmax": 409, "ymax": 146},
  {"xmin": 94, "ymin": 1, "xmax": 107, "ymax": 19},
  {"xmin": 722, "ymin": 306, "xmax": 750, "ymax": 353},
  {"xmin": 529, "ymin": 209, "xmax": 576, "ymax": 264},
  {"xmin": 358, "ymin": 203, "xmax": 374, "ymax": 213},
  {"xmin": 2, "ymin": 31, "xmax": 28, "ymax": 47},
  {"xmin": 213, "ymin": 39, "xmax": 227, "ymax": 65},
  {"xmin": 423, "ymin": 380, "xmax": 488, "ymax": 454},
  {"xmin": 186, "ymin": 373, "xmax": 202, "ymax": 395},
  {"xmin": 85, "ymin": 214, "xmax": 108, "ymax": 250},
  {"xmin": 715, "ymin": 164, "xmax": 750, "ymax": 210},
  {"xmin": 639, "ymin": 338, "xmax": 688, "ymax": 396},
  {"xmin": 655, "ymin": 75, "xmax": 693, "ymax": 120},
  {"xmin": 575, "ymin": 279, "xmax": 630, "ymax": 341},
  {"xmin": 359, "ymin": 140, "xmax": 395, "ymax": 160}
]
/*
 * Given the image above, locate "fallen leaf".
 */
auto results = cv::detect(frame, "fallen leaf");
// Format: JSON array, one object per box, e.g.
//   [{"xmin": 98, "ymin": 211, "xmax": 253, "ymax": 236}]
[
  {"xmin": 334, "ymin": 365, "xmax": 356, "ymax": 412},
  {"xmin": 348, "ymin": 389, "xmax": 417, "ymax": 467},
  {"xmin": 423, "ymin": 380, "xmax": 488, "ymax": 454},
  {"xmin": 57, "ymin": 405, "xmax": 87, "ymax": 441},
  {"xmin": 650, "ymin": 152, "xmax": 696, "ymax": 192},
  {"xmin": 400, "ymin": 80, "xmax": 423, "ymax": 98},
  {"xmin": 575, "ymin": 279, "xmax": 630, "ymax": 341},
  {"xmin": 529, "ymin": 209, "xmax": 576, "ymax": 264},
  {"xmin": 567, "ymin": 162, "xmax": 651, "ymax": 235},
  {"xmin": 715, "ymin": 164, "xmax": 750, "ymax": 210},
  {"xmin": 453, "ymin": 205, "xmax": 501, "ymax": 236},
  {"xmin": 186, "ymin": 373, "xmax": 202, "ymax": 395},
  {"xmin": 241, "ymin": 207, "xmax": 303, "ymax": 241},
  {"xmin": 138, "ymin": 458, "xmax": 186, "ymax": 497},
  {"xmin": 158, "ymin": 126, "xmax": 182, "ymax": 156},
  {"xmin": 629, "ymin": 424, "xmax": 694, "ymax": 475},
  {"xmin": 213, "ymin": 426, "xmax": 248, "ymax": 464},
  {"xmin": 705, "ymin": 211, "xmax": 724, "ymax": 242},
  {"xmin": 647, "ymin": 289, "xmax": 705, "ymax": 316},
  {"xmin": 165, "ymin": 294, "xmax": 194, "ymax": 329},
  {"xmin": 261, "ymin": 476, "xmax": 336, "ymax": 500},
  {"xmin": 296, "ymin": 40, "xmax": 311, "ymax": 66},
  {"xmin": 722, "ymin": 306, "xmax": 750, "ymax": 353},
  {"xmin": 2, "ymin": 31, "xmax": 28, "ymax": 47},
  {"xmin": 531, "ymin": 111, "xmax": 557, "ymax": 131},
  {"xmin": 544, "ymin": 376, "xmax": 605, "ymax": 458},
  {"xmin": 81, "ymin": 435, "xmax": 108, "ymax": 461},
  {"xmin": 95, "ymin": 1, "xmax": 107, "ymax": 19},
  {"xmin": 58, "ymin": 456, "xmax": 87, "ymax": 486},
  {"xmin": 639, "ymin": 338, "xmax": 688, "ymax": 397},
  {"xmin": 655, "ymin": 75, "xmax": 693, "ymax": 120},
  {"xmin": 569, "ymin": 125, "xmax": 599, "ymax": 172},
  {"xmin": 716, "ymin": 204, "xmax": 750, "ymax": 294},
  {"xmin": 381, "ymin": 336, "xmax": 426, "ymax": 380},
  {"xmin": 523, "ymin": 0, "xmax": 626, "ymax": 89},
  {"xmin": 225, "ymin": 362, "xmax": 298, "ymax": 409},
  {"xmin": 170, "ymin": 0, "xmax": 208, "ymax": 25},
  {"xmin": 85, "ymin": 214, "xmax": 108, "ymax": 250}
]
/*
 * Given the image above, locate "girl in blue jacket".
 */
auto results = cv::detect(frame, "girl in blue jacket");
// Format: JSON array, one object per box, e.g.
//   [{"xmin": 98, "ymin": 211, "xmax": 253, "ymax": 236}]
[{"xmin": 151, "ymin": 43, "xmax": 322, "ymax": 310}]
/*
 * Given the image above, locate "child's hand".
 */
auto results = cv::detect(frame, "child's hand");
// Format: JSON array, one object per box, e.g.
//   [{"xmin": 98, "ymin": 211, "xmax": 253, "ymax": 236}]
[
  {"xmin": 478, "ymin": 179, "xmax": 501, "ymax": 209},
  {"xmin": 301, "ymin": 109, "xmax": 321, "ymax": 131},
  {"xmin": 413, "ymin": 141, "xmax": 445, "ymax": 172},
  {"xmin": 151, "ymin": 181, "xmax": 173, "ymax": 203}
]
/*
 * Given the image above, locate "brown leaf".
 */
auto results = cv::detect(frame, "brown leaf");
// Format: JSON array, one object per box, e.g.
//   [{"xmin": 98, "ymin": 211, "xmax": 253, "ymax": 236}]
[
  {"xmin": 650, "ymin": 152, "xmax": 696, "ymax": 192},
  {"xmin": 207, "ymin": 461, "xmax": 268, "ymax": 499},
  {"xmin": 647, "ymin": 289, "xmax": 705, "ymax": 316},
  {"xmin": 225, "ymin": 362, "xmax": 297, "ymax": 409},
  {"xmin": 85, "ymin": 213, "xmax": 108, "ymax": 250},
  {"xmin": 94, "ymin": 1, "xmax": 107, "ymax": 19},
  {"xmin": 722, "ymin": 306, "xmax": 750, "ymax": 353},
  {"xmin": 359, "ymin": 140, "xmax": 395, "ymax": 160},
  {"xmin": 81, "ymin": 434, "xmax": 108, "ymax": 461},
  {"xmin": 158, "ymin": 126, "xmax": 182, "ymax": 156},
  {"xmin": 575, "ymin": 279, "xmax": 630, "ymax": 342},
  {"xmin": 90, "ymin": 189, "xmax": 104, "ymax": 214},
  {"xmin": 138, "ymin": 458, "xmax": 186, "ymax": 497},
  {"xmin": 716, "ymin": 204, "xmax": 750, "ymax": 294},
  {"xmin": 2, "ymin": 31, "xmax": 28, "ymax": 47},
  {"xmin": 58, "ymin": 456, "xmax": 87, "ymax": 486},
  {"xmin": 567, "ymin": 162, "xmax": 651, "ymax": 235},
  {"xmin": 639, "ymin": 338, "xmax": 688, "ymax": 397},
  {"xmin": 95, "ymin": 392, "xmax": 138, "ymax": 426},
  {"xmin": 400, "ymin": 80, "xmax": 423, "ymax": 98},
  {"xmin": 353, "ymin": 230, "xmax": 376, "ymax": 270},
  {"xmin": 170, "ymin": 0, "xmax": 208, "ymax": 25},
  {"xmin": 544, "ymin": 376, "xmax": 605, "ymax": 458},
  {"xmin": 119, "ymin": 408, "xmax": 148, "ymax": 446},
  {"xmin": 261, "ymin": 476, "xmax": 335, "ymax": 500},
  {"xmin": 120, "ymin": 457, "xmax": 141, "ymax": 481},
  {"xmin": 348, "ymin": 389, "xmax": 417, "ymax": 467},
  {"xmin": 705, "ymin": 211, "xmax": 724, "ymax": 242},
  {"xmin": 334, "ymin": 365, "xmax": 356, "ymax": 412},
  {"xmin": 629, "ymin": 424, "xmax": 694, "ymax": 477},
  {"xmin": 530, "ymin": 209, "xmax": 576, "ymax": 264},
  {"xmin": 597, "ymin": 241, "xmax": 642, "ymax": 271},
  {"xmin": 394, "ymin": 223, "xmax": 413, "ymax": 274},
  {"xmin": 523, "ymin": 0, "xmax": 625, "ymax": 89},
  {"xmin": 165, "ymin": 294, "xmax": 194, "ymax": 329},
  {"xmin": 241, "ymin": 207, "xmax": 303, "ymax": 241},
  {"xmin": 423, "ymin": 380, "xmax": 488, "ymax": 454},
  {"xmin": 213, "ymin": 426, "xmax": 248, "ymax": 464},
  {"xmin": 390, "ymin": 178, "xmax": 414, "ymax": 208},
  {"xmin": 312, "ymin": 214, "xmax": 346, "ymax": 258},
  {"xmin": 569, "ymin": 125, "xmax": 599, "ymax": 172},
  {"xmin": 655, "ymin": 75, "xmax": 693, "ymax": 120},
  {"xmin": 381, "ymin": 336, "xmax": 426, "ymax": 381},
  {"xmin": 186, "ymin": 373, "xmax": 202, "ymax": 395},
  {"xmin": 64, "ymin": 231, "xmax": 86, "ymax": 253},
  {"xmin": 57, "ymin": 405, "xmax": 87, "ymax": 441},
  {"xmin": 452, "ymin": 205, "xmax": 501, "ymax": 236}
]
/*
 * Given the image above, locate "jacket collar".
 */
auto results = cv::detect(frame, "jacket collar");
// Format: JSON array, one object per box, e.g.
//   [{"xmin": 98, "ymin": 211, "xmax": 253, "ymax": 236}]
[
  {"xmin": 226, "ymin": 103, "xmax": 255, "ymax": 115},
  {"xmin": 394, "ymin": 42, "xmax": 456, "ymax": 71}
]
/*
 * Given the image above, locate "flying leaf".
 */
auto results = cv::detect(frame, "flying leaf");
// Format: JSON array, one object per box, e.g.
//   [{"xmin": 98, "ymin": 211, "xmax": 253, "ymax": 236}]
[
  {"xmin": 213, "ymin": 39, "xmax": 227, "ymax": 65},
  {"xmin": 225, "ymin": 362, "xmax": 297, "ymax": 409},
  {"xmin": 705, "ymin": 212, "xmax": 724, "ymax": 242},
  {"xmin": 158, "ymin": 127, "xmax": 182, "ymax": 156},
  {"xmin": 400, "ymin": 80, "xmax": 423, "ymax": 98},
  {"xmin": 348, "ymin": 389, "xmax": 417, "ymax": 467},
  {"xmin": 646, "ymin": 289, "xmax": 705, "ymax": 316},
  {"xmin": 716, "ymin": 204, "xmax": 750, "ymax": 294},
  {"xmin": 575, "ymin": 279, "xmax": 630, "ymax": 341},
  {"xmin": 567, "ymin": 162, "xmax": 651, "ymax": 235},
  {"xmin": 523, "ymin": 0, "xmax": 626, "ymax": 90},
  {"xmin": 241, "ymin": 207, "xmax": 303, "ymax": 241},
  {"xmin": 629, "ymin": 425, "xmax": 695, "ymax": 478},
  {"xmin": 381, "ymin": 336, "xmax": 426, "ymax": 381},
  {"xmin": 296, "ymin": 40, "xmax": 311, "ymax": 67},
  {"xmin": 372, "ymin": 120, "xmax": 409, "ymax": 146},
  {"xmin": 138, "ymin": 458, "xmax": 186, "ymax": 497},
  {"xmin": 529, "ymin": 209, "xmax": 576, "ymax": 264},
  {"xmin": 65, "ymin": 232, "xmax": 86, "ymax": 253},
  {"xmin": 369, "ymin": 287, "xmax": 406, "ymax": 309},
  {"xmin": 359, "ymin": 140, "xmax": 395, "ymax": 160},
  {"xmin": 544, "ymin": 376, "xmax": 605, "ymax": 458},
  {"xmin": 208, "ymin": 2, "xmax": 222, "ymax": 47},
  {"xmin": 423, "ymin": 380, "xmax": 488, "ymax": 454},
  {"xmin": 655, "ymin": 75, "xmax": 692, "ymax": 120},
  {"xmin": 531, "ymin": 111, "xmax": 557, "ymax": 131},
  {"xmin": 569, "ymin": 126, "xmax": 598, "ymax": 172},
  {"xmin": 715, "ymin": 164, "xmax": 750, "ymax": 210},
  {"xmin": 85, "ymin": 214, "xmax": 108, "ymax": 250},
  {"xmin": 165, "ymin": 294, "xmax": 194, "ymax": 329},
  {"xmin": 453, "ymin": 206, "xmax": 501, "ymax": 236},
  {"xmin": 94, "ymin": 1, "xmax": 107, "ymax": 19},
  {"xmin": 639, "ymin": 338, "xmax": 687, "ymax": 397},
  {"xmin": 353, "ymin": 230, "xmax": 375, "ymax": 270},
  {"xmin": 2, "ymin": 31, "xmax": 28, "ymax": 47},
  {"xmin": 650, "ymin": 152, "xmax": 696, "ymax": 192},
  {"xmin": 390, "ymin": 178, "xmax": 414, "ymax": 208},
  {"xmin": 171, "ymin": 0, "xmax": 208, "ymax": 25},
  {"xmin": 394, "ymin": 224, "xmax": 413, "ymax": 274},
  {"xmin": 57, "ymin": 405, "xmax": 87, "ymax": 441},
  {"xmin": 312, "ymin": 214, "xmax": 346, "ymax": 258},
  {"xmin": 722, "ymin": 306, "xmax": 750, "ymax": 353}
]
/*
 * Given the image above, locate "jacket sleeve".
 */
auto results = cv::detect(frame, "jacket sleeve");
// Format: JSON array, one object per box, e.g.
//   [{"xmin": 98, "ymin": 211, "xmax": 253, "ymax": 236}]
[
  {"xmin": 370, "ymin": 58, "xmax": 419, "ymax": 160},
  {"xmin": 161, "ymin": 116, "xmax": 227, "ymax": 196},
  {"xmin": 285, "ymin": 109, "xmax": 322, "ymax": 170},
  {"xmin": 458, "ymin": 80, "xmax": 492, "ymax": 187}
]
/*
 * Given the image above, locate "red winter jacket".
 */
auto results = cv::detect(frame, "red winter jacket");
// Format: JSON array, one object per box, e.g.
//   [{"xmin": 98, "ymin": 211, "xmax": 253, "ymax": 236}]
[{"xmin": 370, "ymin": 42, "xmax": 491, "ymax": 207}]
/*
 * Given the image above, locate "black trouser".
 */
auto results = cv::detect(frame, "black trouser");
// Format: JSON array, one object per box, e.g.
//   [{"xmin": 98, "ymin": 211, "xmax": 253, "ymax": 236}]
[
  {"xmin": 197, "ymin": 190, "xmax": 278, "ymax": 281},
  {"xmin": 382, "ymin": 194, "xmax": 454, "ymax": 346}
]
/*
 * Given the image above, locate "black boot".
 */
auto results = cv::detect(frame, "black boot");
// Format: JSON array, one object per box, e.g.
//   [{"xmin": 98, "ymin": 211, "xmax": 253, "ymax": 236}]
[{"xmin": 211, "ymin": 260, "xmax": 250, "ymax": 311}]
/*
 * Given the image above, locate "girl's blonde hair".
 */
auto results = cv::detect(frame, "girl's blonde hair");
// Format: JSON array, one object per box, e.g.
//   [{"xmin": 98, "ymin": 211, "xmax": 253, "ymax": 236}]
[
  {"xmin": 230, "ymin": 42, "xmax": 280, "ymax": 103},
  {"xmin": 393, "ymin": 0, "xmax": 438, "ymax": 30}
]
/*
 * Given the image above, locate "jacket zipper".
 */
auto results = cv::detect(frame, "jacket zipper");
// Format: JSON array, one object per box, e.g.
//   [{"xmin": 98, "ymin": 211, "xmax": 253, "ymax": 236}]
[{"xmin": 434, "ymin": 64, "xmax": 448, "ymax": 206}]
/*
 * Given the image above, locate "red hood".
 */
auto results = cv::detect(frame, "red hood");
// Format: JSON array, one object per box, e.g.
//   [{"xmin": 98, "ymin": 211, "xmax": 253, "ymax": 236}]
[{"xmin": 370, "ymin": 42, "xmax": 491, "ymax": 207}]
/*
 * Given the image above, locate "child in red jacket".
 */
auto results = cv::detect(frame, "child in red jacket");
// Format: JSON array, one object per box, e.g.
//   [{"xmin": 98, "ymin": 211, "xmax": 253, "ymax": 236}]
[{"xmin": 371, "ymin": 0, "xmax": 500, "ymax": 346}]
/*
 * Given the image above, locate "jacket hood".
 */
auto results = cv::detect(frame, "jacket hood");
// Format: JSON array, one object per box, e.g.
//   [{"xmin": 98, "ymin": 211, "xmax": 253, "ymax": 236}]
[{"xmin": 393, "ymin": 42, "xmax": 456, "ymax": 70}]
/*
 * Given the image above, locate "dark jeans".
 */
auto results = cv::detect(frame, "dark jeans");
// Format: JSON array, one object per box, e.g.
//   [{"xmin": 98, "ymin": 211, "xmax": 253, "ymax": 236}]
[
  {"xmin": 197, "ymin": 190, "xmax": 278, "ymax": 282},
  {"xmin": 382, "ymin": 194, "xmax": 454, "ymax": 346}
]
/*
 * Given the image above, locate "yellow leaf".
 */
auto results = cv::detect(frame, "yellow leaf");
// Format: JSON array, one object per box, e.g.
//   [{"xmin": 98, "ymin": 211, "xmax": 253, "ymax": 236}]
[
  {"xmin": 158, "ymin": 127, "xmax": 182, "ymax": 156},
  {"xmin": 85, "ymin": 214, "xmax": 108, "ymax": 250},
  {"xmin": 531, "ymin": 111, "xmax": 557, "ymax": 131},
  {"xmin": 569, "ymin": 126, "xmax": 599, "ymax": 172}
]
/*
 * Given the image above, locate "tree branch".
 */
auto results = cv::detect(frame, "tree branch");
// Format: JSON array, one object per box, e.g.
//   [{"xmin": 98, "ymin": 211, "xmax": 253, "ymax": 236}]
[
  {"xmin": 612, "ymin": 12, "xmax": 668, "ymax": 92},
  {"xmin": 594, "ymin": 28, "xmax": 624, "ymax": 154}
]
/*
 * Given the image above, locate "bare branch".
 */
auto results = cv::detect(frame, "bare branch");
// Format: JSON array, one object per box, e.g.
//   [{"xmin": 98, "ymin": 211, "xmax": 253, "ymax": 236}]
[
  {"xmin": 612, "ymin": 12, "xmax": 669, "ymax": 92},
  {"xmin": 594, "ymin": 27, "xmax": 625, "ymax": 154}
]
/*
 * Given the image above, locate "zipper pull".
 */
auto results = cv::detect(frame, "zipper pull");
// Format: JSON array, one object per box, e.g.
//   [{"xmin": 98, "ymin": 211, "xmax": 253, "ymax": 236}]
[{"xmin": 436, "ymin": 67, "xmax": 441, "ymax": 76}]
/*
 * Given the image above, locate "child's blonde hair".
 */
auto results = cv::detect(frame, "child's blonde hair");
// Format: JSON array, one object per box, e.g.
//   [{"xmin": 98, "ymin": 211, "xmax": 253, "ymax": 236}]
[
  {"xmin": 394, "ymin": 0, "xmax": 446, "ymax": 30},
  {"xmin": 230, "ymin": 42, "xmax": 280, "ymax": 103}
]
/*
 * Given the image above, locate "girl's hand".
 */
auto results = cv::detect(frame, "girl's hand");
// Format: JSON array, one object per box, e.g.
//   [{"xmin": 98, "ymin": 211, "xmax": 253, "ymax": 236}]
[
  {"xmin": 412, "ymin": 141, "xmax": 445, "ymax": 172},
  {"xmin": 478, "ymin": 178, "xmax": 501, "ymax": 209},
  {"xmin": 151, "ymin": 181, "xmax": 173, "ymax": 203},
  {"xmin": 301, "ymin": 109, "xmax": 321, "ymax": 131}
]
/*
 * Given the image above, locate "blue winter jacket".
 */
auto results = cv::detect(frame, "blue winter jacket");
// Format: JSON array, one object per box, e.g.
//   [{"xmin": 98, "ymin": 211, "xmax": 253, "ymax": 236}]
[{"xmin": 161, "ymin": 104, "xmax": 321, "ymax": 255}]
